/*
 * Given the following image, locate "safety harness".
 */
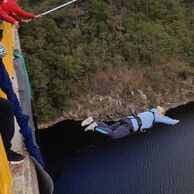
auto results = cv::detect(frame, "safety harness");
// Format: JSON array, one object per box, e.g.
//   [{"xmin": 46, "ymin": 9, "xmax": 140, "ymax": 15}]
[
  {"xmin": 148, "ymin": 110, "xmax": 155, "ymax": 125},
  {"xmin": 132, "ymin": 114, "xmax": 142, "ymax": 131},
  {"xmin": 132, "ymin": 110, "xmax": 156, "ymax": 132}
]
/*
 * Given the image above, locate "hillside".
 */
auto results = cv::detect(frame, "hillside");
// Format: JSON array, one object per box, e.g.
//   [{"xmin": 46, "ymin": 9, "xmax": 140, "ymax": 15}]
[{"xmin": 19, "ymin": 0, "xmax": 194, "ymax": 125}]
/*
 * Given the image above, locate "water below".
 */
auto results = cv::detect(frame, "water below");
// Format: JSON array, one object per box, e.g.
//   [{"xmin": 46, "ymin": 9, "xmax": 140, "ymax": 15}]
[{"xmin": 38, "ymin": 102, "xmax": 194, "ymax": 194}]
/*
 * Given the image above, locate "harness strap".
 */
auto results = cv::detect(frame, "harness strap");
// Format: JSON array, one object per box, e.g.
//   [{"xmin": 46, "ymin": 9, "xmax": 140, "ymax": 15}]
[
  {"xmin": 122, "ymin": 110, "xmax": 156, "ymax": 133},
  {"xmin": 148, "ymin": 110, "xmax": 155, "ymax": 125},
  {"xmin": 132, "ymin": 114, "xmax": 143, "ymax": 131},
  {"xmin": 132, "ymin": 111, "xmax": 155, "ymax": 132}
]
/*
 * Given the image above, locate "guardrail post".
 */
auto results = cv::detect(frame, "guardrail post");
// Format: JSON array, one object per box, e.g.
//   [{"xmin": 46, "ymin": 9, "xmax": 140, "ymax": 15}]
[{"xmin": 0, "ymin": 135, "xmax": 13, "ymax": 194}]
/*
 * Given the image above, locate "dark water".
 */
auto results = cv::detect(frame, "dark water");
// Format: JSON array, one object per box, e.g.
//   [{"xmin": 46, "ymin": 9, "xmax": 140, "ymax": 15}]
[{"xmin": 38, "ymin": 102, "xmax": 194, "ymax": 194}]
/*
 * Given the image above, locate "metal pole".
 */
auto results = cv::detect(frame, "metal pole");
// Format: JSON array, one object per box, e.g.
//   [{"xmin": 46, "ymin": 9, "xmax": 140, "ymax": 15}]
[
  {"xmin": 41, "ymin": 0, "xmax": 79, "ymax": 16},
  {"xmin": 27, "ymin": 0, "xmax": 79, "ymax": 22}
]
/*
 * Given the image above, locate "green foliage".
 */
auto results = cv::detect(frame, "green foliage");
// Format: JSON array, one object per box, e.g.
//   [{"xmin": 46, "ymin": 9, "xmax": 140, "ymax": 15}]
[{"xmin": 19, "ymin": 0, "xmax": 194, "ymax": 122}]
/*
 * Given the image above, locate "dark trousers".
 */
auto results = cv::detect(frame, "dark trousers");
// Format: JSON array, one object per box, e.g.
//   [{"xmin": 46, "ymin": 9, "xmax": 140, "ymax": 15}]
[
  {"xmin": 0, "ymin": 97, "xmax": 14, "ymax": 152},
  {"xmin": 96, "ymin": 118, "xmax": 134, "ymax": 139}
]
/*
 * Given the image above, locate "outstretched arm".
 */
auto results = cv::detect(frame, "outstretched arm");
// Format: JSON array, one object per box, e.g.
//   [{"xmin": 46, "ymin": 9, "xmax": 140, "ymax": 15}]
[
  {"xmin": 156, "ymin": 115, "xmax": 179, "ymax": 125},
  {"xmin": 9, "ymin": 1, "xmax": 35, "ymax": 19},
  {"xmin": 0, "ymin": 9, "xmax": 16, "ymax": 24},
  {"xmin": 10, "ymin": 12, "xmax": 21, "ymax": 22}
]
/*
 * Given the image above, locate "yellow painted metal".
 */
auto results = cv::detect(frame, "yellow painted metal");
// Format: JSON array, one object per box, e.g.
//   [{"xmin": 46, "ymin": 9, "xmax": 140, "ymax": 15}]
[
  {"xmin": 0, "ymin": 21, "xmax": 14, "ymax": 76},
  {"xmin": 0, "ymin": 21, "xmax": 14, "ymax": 99},
  {"xmin": 0, "ymin": 21, "xmax": 14, "ymax": 194},
  {"xmin": 0, "ymin": 135, "xmax": 13, "ymax": 194},
  {"xmin": 0, "ymin": 89, "xmax": 7, "ymax": 99}
]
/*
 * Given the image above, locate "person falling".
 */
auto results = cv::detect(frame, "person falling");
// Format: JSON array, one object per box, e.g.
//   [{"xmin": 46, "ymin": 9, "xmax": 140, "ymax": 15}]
[{"xmin": 82, "ymin": 106, "xmax": 180, "ymax": 139}]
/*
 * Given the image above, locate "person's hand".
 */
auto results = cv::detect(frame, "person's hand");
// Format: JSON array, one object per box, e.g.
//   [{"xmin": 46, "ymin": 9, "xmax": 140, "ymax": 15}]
[
  {"xmin": 15, "ymin": 21, "xmax": 20, "ymax": 29},
  {"xmin": 21, "ymin": 19, "xmax": 30, "ymax": 24},
  {"xmin": 34, "ymin": 14, "xmax": 42, "ymax": 19},
  {"xmin": 175, "ymin": 119, "xmax": 180, "ymax": 124}
]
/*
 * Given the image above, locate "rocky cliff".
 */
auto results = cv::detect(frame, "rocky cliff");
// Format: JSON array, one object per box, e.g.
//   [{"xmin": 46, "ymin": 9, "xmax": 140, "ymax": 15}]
[{"xmin": 39, "ymin": 58, "xmax": 194, "ymax": 128}]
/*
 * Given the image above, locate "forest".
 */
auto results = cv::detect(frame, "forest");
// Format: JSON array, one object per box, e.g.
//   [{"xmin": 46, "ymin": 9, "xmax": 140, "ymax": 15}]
[{"xmin": 19, "ymin": 0, "xmax": 194, "ymax": 123}]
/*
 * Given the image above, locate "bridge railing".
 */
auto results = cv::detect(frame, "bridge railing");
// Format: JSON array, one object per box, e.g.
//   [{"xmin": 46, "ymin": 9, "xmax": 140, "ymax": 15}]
[
  {"xmin": 0, "ymin": 20, "xmax": 14, "ymax": 194},
  {"xmin": 0, "ymin": 135, "xmax": 13, "ymax": 194}
]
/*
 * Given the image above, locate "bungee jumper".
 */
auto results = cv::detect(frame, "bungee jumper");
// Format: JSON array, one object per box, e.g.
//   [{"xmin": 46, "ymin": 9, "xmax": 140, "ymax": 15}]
[{"xmin": 82, "ymin": 106, "xmax": 180, "ymax": 139}]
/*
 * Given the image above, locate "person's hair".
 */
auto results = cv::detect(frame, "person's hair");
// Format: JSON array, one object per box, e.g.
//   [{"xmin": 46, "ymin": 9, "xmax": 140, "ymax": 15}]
[
  {"xmin": 0, "ymin": 30, "xmax": 3, "ymax": 39},
  {"xmin": 157, "ymin": 106, "xmax": 166, "ymax": 115}
]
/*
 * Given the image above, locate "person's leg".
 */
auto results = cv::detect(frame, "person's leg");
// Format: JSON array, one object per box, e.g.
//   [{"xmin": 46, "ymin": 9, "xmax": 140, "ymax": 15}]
[
  {"xmin": 95, "ymin": 121, "xmax": 118, "ymax": 134},
  {"xmin": 97, "ymin": 120, "xmax": 121, "ymax": 130},
  {"xmin": 95, "ymin": 124, "xmax": 113, "ymax": 135},
  {"xmin": 110, "ymin": 125, "xmax": 130, "ymax": 139},
  {"xmin": 84, "ymin": 121, "xmax": 109, "ymax": 132},
  {"xmin": 0, "ymin": 98, "xmax": 14, "ymax": 152},
  {"xmin": 0, "ymin": 98, "xmax": 25, "ymax": 164},
  {"xmin": 110, "ymin": 121, "xmax": 121, "ymax": 131},
  {"xmin": 95, "ymin": 124, "xmax": 131, "ymax": 139},
  {"xmin": 97, "ymin": 121, "xmax": 110, "ymax": 128}
]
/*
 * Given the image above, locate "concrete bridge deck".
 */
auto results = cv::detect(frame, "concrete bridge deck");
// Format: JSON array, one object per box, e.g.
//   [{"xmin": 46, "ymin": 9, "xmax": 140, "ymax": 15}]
[{"xmin": 10, "ymin": 29, "xmax": 40, "ymax": 194}]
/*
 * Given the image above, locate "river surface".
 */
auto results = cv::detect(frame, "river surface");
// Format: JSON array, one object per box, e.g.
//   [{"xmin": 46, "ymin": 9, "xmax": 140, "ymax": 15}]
[{"xmin": 39, "ymin": 102, "xmax": 194, "ymax": 194}]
